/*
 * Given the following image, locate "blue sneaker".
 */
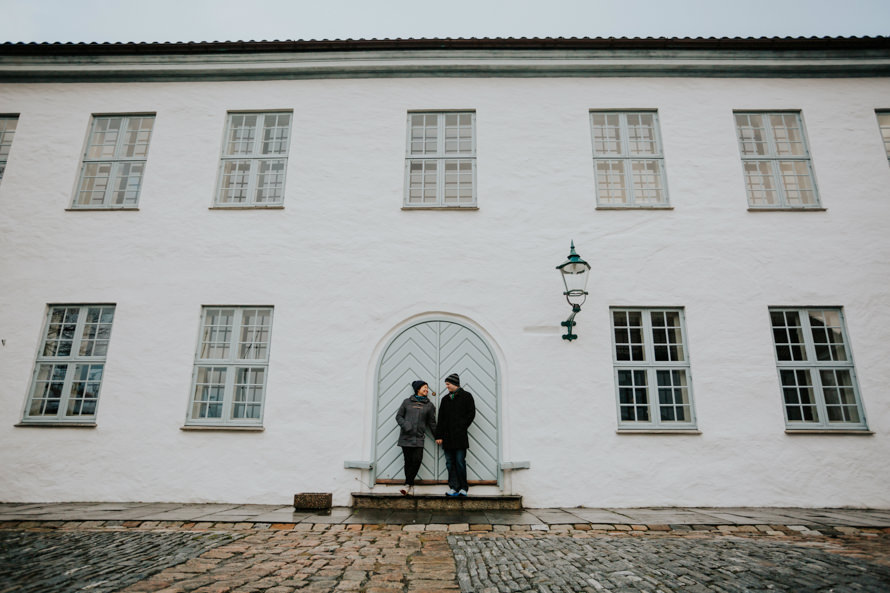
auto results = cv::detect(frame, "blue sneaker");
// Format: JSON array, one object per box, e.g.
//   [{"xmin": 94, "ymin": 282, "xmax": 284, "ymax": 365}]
[
  {"xmin": 458, "ymin": 490, "xmax": 468, "ymax": 497},
  {"xmin": 445, "ymin": 489, "xmax": 459, "ymax": 497}
]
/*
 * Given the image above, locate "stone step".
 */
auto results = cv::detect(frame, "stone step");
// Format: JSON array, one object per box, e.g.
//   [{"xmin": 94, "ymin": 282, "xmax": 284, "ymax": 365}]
[{"xmin": 351, "ymin": 492, "xmax": 522, "ymax": 511}]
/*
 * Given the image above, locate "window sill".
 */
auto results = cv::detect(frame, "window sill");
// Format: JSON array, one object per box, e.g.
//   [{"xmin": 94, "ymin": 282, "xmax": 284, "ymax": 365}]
[
  {"xmin": 66, "ymin": 207, "xmax": 139, "ymax": 212},
  {"xmin": 401, "ymin": 206, "xmax": 479, "ymax": 211},
  {"xmin": 616, "ymin": 429, "xmax": 701, "ymax": 435},
  {"xmin": 181, "ymin": 425, "xmax": 264, "ymax": 432},
  {"xmin": 747, "ymin": 207, "xmax": 826, "ymax": 212},
  {"xmin": 209, "ymin": 206, "xmax": 285, "ymax": 210},
  {"xmin": 15, "ymin": 422, "xmax": 97, "ymax": 428},
  {"xmin": 785, "ymin": 429, "xmax": 873, "ymax": 435},
  {"xmin": 596, "ymin": 206, "xmax": 674, "ymax": 210}
]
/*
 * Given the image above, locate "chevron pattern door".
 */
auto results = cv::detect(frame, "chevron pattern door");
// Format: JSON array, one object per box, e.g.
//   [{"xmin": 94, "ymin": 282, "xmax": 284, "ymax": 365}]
[{"xmin": 375, "ymin": 320, "xmax": 499, "ymax": 484}]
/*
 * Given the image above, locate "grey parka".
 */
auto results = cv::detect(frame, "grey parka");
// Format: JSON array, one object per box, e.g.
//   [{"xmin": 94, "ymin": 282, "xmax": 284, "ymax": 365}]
[{"xmin": 395, "ymin": 396, "xmax": 437, "ymax": 448}]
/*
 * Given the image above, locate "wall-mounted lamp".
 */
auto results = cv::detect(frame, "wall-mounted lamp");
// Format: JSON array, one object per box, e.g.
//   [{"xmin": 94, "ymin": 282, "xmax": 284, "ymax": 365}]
[{"xmin": 556, "ymin": 241, "xmax": 591, "ymax": 341}]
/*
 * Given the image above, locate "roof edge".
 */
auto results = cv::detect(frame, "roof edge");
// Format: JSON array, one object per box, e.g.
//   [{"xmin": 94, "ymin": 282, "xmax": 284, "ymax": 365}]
[{"xmin": 2, "ymin": 36, "xmax": 890, "ymax": 56}]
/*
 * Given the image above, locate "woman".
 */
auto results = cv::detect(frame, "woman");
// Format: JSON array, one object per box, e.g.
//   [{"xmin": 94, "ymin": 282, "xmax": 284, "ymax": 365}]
[{"xmin": 395, "ymin": 380, "xmax": 437, "ymax": 496}]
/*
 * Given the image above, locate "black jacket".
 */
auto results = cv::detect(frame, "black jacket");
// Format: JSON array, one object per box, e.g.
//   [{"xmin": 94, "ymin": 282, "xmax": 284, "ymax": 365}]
[
  {"xmin": 434, "ymin": 388, "xmax": 476, "ymax": 450},
  {"xmin": 396, "ymin": 396, "xmax": 437, "ymax": 448}
]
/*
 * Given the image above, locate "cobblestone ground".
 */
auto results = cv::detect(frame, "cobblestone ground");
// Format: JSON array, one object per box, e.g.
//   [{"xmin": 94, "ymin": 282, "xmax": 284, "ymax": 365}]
[
  {"xmin": 0, "ymin": 529, "xmax": 236, "ymax": 593},
  {"xmin": 0, "ymin": 522, "xmax": 888, "ymax": 593},
  {"xmin": 450, "ymin": 532, "xmax": 890, "ymax": 593}
]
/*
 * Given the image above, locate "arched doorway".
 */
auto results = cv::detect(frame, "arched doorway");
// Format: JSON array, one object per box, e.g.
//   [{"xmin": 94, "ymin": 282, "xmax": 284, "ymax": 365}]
[{"xmin": 374, "ymin": 319, "xmax": 499, "ymax": 485}]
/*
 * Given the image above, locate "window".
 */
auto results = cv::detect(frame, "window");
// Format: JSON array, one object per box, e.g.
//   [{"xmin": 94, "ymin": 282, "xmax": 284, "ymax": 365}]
[
  {"xmin": 876, "ymin": 111, "xmax": 890, "ymax": 165},
  {"xmin": 188, "ymin": 307, "xmax": 273, "ymax": 426},
  {"xmin": 73, "ymin": 115, "xmax": 155, "ymax": 208},
  {"xmin": 405, "ymin": 111, "xmax": 476, "ymax": 207},
  {"xmin": 590, "ymin": 111, "xmax": 669, "ymax": 207},
  {"xmin": 23, "ymin": 305, "xmax": 115, "ymax": 424},
  {"xmin": 0, "ymin": 115, "xmax": 19, "ymax": 184},
  {"xmin": 215, "ymin": 112, "xmax": 292, "ymax": 207},
  {"xmin": 734, "ymin": 112, "xmax": 819, "ymax": 208},
  {"xmin": 610, "ymin": 308, "xmax": 696, "ymax": 429},
  {"xmin": 769, "ymin": 308, "xmax": 867, "ymax": 430}
]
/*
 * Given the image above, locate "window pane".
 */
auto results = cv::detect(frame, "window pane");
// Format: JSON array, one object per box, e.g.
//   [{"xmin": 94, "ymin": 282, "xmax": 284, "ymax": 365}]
[
  {"xmin": 408, "ymin": 160, "xmax": 437, "ymax": 204},
  {"xmin": 444, "ymin": 114, "xmax": 473, "ymax": 156},
  {"xmin": 219, "ymin": 160, "xmax": 253, "ymax": 204},
  {"xmin": 121, "ymin": 117, "xmax": 154, "ymax": 158},
  {"xmin": 617, "ymin": 369, "xmax": 649, "ymax": 422},
  {"xmin": 735, "ymin": 113, "xmax": 769, "ymax": 156},
  {"xmin": 79, "ymin": 306, "xmax": 115, "ymax": 357},
  {"xmin": 110, "ymin": 162, "xmax": 144, "ymax": 206},
  {"xmin": 591, "ymin": 113, "xmax": 622, "ymax": 155},
  {"xmin": 657, "ymin": 369, "xmax": 690, "ymax": 422},
  {"xmin": 625, "ymin": 113, "xmax": 658, "ymax": 155},
  {"xmin": 613, "ymin": 310, "xmax": 645, "ymax": 361},
  {"xmin": 261, "ymin": 113, "xmax": 290, "ymax": 155},
  {"xmin": 877, "ymin": 112, "xmax": 890, "ymax": 158},
  {"xmin": 76, "ymin": 162, "xmax": 112, "ymax": 205},
  {"xmin": 651, "ymin": 311, "xmax": 685, "ymax": 362},
  {"xmin": 200, "ymin": 309, "xmax": 234, "ymax": 359},
  {"xmin": 255, "ymin": 159, "xmax": 286, "ymax": 204},
  {"xmin": 409, "ymin": 114, "xmax": 438, "ymax": 156},
  {"xmin": 233, "ymin": 367, "xmax": 265, "ymax": 419},
  {"xmin": 87, "ymin": 117, "xmax": 123, "ymax": 159},
  {"xmin": 0, "ymin": 116, "xmax": 18, "ymax": 160},
  {"xmin": 770, "ymin": 114, "xmax": 806, "ymax": 156},
  {"xmin": 629, "ymin": 160, "xmax": 665, "ymax": 204},
  {"xmin": 226, "ymin": 115, "xmax": 259, "ymax": 156},
  {"xmin": 809, "ymin": 310, "xmax": 848, "ymax": 362},
  {"xmin": 777, "ymin": 160, "xmax": 816, "ymax": 206},
  {"xmin": 596, "ymin": 160, "xmax": 627, "ymax": 204},
  {"xmin": 239, "ymin": 309, "xmax": 272, "ymax": 360},
  {"xmin": 771, "ymin": 310, "xmax": 807, "ymax": 362},
  {"xmin": 43, "ymin": 307, "xmax": 80, "ymax": 357},
  {"xmin": 444, "ymin": 160, "xmax": 473, "ymax": 204},
  {"xmin": 780, "ymin": 369, "xmax": 818, "ymax": 422},
  {"xmin": 821, "ymin": 369, "xmax": 860, "ymax": 423},
  {"xmin": 66, "ymin": 364, "xmax": 102, "ymax": 416},
  {"xmin": 30, "ymin": 364, "xmax": 67, "ymax": 416},
  {"xmin": 192, "ymin": 366, "xmax": 227, "ymax": 419},
  {"xmin": 743, "ymin": 161, "xmax": 778, "ymax": 206}
]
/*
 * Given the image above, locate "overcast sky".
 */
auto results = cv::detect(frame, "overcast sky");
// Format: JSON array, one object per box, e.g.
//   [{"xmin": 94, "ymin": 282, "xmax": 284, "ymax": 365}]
[{"xmin": 0, "ymin": 0, "xmax": 888, "ymax": 43}]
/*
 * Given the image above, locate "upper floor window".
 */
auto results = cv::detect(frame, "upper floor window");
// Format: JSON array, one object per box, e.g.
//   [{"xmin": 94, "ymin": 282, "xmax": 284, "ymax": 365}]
[
  {"xmin": 23, "ymin": 305, "xmax": 115, "ymax": 424},
  {"xmin": 734, "ymin": 112, "xmax": 819, "ymax": 209},
  {"xmin": 876, "ymin": 111, "xmax": 890, "ymax": 165},
  {"xmin": 610, "ymin": 308, "xmax": 697, "ymax": 430},
  {"xmin": 769, "ymin": 308, "xmax": 867, "ymax": 430},
  {"xmin": 187, "ymin": 307, "xmax": 273, "ymax": 426},
  {"xmin": 73, "ymin": 115, "xmax": 155, "ymax": 209},
  {"xmin": 215, "ymin": 112, "xmax": 292, "ymax": 207},
  {"xmin": 404, "ymin": 111, "xmax": 476, "ymax": 208},
  {"xmin": 591, "ymin": 111, "xmax": 669, "ymax": 207},
  {"xmin": 0, "ymin": 115, "xmax": 19, "ymax": 185}
]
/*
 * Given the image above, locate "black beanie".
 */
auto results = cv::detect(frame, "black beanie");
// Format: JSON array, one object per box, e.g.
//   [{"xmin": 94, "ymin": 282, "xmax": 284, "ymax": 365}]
[
  {"xmin": 412, "ymin": 380, "xmax": 428, "ymax": 394},
  {"xmin": 445, "ymin": 373, "xmax": 460, "ymax": 387}
]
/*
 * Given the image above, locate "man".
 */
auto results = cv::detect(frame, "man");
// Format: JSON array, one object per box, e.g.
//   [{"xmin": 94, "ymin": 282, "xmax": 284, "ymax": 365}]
[{"xmin": 434, "ymin": 373, "xmax": 476, "ymax": 497}]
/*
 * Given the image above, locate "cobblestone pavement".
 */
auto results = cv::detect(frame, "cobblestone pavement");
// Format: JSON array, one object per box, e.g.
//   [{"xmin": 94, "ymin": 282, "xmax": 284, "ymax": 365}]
[
  {"xmin": 1, "ymin": 520, "xmax": 889, "ymax": 593},
  {"xmin": 450, "ymin": 532, "xmax": 890, "ymax": 593}
]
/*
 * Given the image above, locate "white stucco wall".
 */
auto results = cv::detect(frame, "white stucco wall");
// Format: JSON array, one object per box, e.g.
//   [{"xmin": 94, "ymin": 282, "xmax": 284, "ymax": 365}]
[{"xmin": 1, "ymin": 71, "xmax": 889, "ymax": 508}]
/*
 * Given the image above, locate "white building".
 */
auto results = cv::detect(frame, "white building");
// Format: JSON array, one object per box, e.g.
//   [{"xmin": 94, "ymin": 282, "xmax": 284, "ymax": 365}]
[{"xmin": 1, "ymin": 37, "xmax": 889, "ymax": 509}]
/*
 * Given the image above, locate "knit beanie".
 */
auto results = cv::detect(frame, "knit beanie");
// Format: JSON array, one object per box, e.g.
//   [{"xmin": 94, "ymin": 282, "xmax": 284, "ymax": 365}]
[
  {"xmin": 412, "ymin": 380, "xmax": 428, "ymax": 394},
  {"xmin": 444, "ymin": 373, "xmax": 460, "ymax": 387}
]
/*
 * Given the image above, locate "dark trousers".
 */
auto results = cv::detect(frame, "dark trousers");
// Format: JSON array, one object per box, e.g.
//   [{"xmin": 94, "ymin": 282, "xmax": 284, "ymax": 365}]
[
  {"xmin": 443, "ymin": 448, "xmax": 468, "ymax": 492},
  {"xmin": 401, "ymin": 446, "xmax": 424, "ymax": 486}
]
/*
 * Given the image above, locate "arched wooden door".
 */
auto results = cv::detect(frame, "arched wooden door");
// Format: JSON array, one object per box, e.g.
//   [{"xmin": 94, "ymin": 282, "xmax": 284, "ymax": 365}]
[{"xmin": 374, "ymin": 320, "xmax": 499, "ymax": 484}]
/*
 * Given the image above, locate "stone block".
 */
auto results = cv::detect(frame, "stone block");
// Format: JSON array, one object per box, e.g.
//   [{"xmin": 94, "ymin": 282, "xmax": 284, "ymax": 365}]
[{"xmin": 294, "ymin": 492, "xmax": 333, "ymax": 511}]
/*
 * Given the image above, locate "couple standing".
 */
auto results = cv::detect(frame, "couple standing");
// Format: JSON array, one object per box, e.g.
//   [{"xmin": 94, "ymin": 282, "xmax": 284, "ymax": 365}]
[{"xmin": 395, "ymin": 373, "xmax": 476, "ymax": 497}]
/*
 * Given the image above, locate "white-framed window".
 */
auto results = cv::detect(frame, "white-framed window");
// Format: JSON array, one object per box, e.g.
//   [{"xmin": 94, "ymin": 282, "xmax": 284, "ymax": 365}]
[
  {"xmin": 876, "ymin": 111, "xmax": 890, "ymax": 165},
  {"xmin": 73, "ymin": 115, "xmax": 155, "ymax": 208},
  {"xmin": 734, "ymin": 111, "xmax": 820, "ymax": 208},
  {"xmin": 23, "ymin": 305, "xmax": 115, "ymax": 424},
  {"xmin": 215, "ymin": 112, "xmax": 292, "ymax": 207},
  {"xmin": 187, "ymin": 307, "xmax": 273, "ymax": 426},
  {"xmin": 0, "ymin": 115, "xmax": 19, "ymax": 184},
  {"xmin": 611, "ymin": 307, "xmax": 696, "ymax": 430},
  {"xmin": 404, "ymin": 111, "xmax": 476, "ymax": 208},
  {"xmin": 769, "ymin": 308, "xmax": 867, "ymax": 430},
  {"xmin": 610, "ymin": 308, "xmax": 696, "ymax": 429},
  {"xmin": 590, "ymin": 111, "xmax": 669, "ymax": 207}
]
